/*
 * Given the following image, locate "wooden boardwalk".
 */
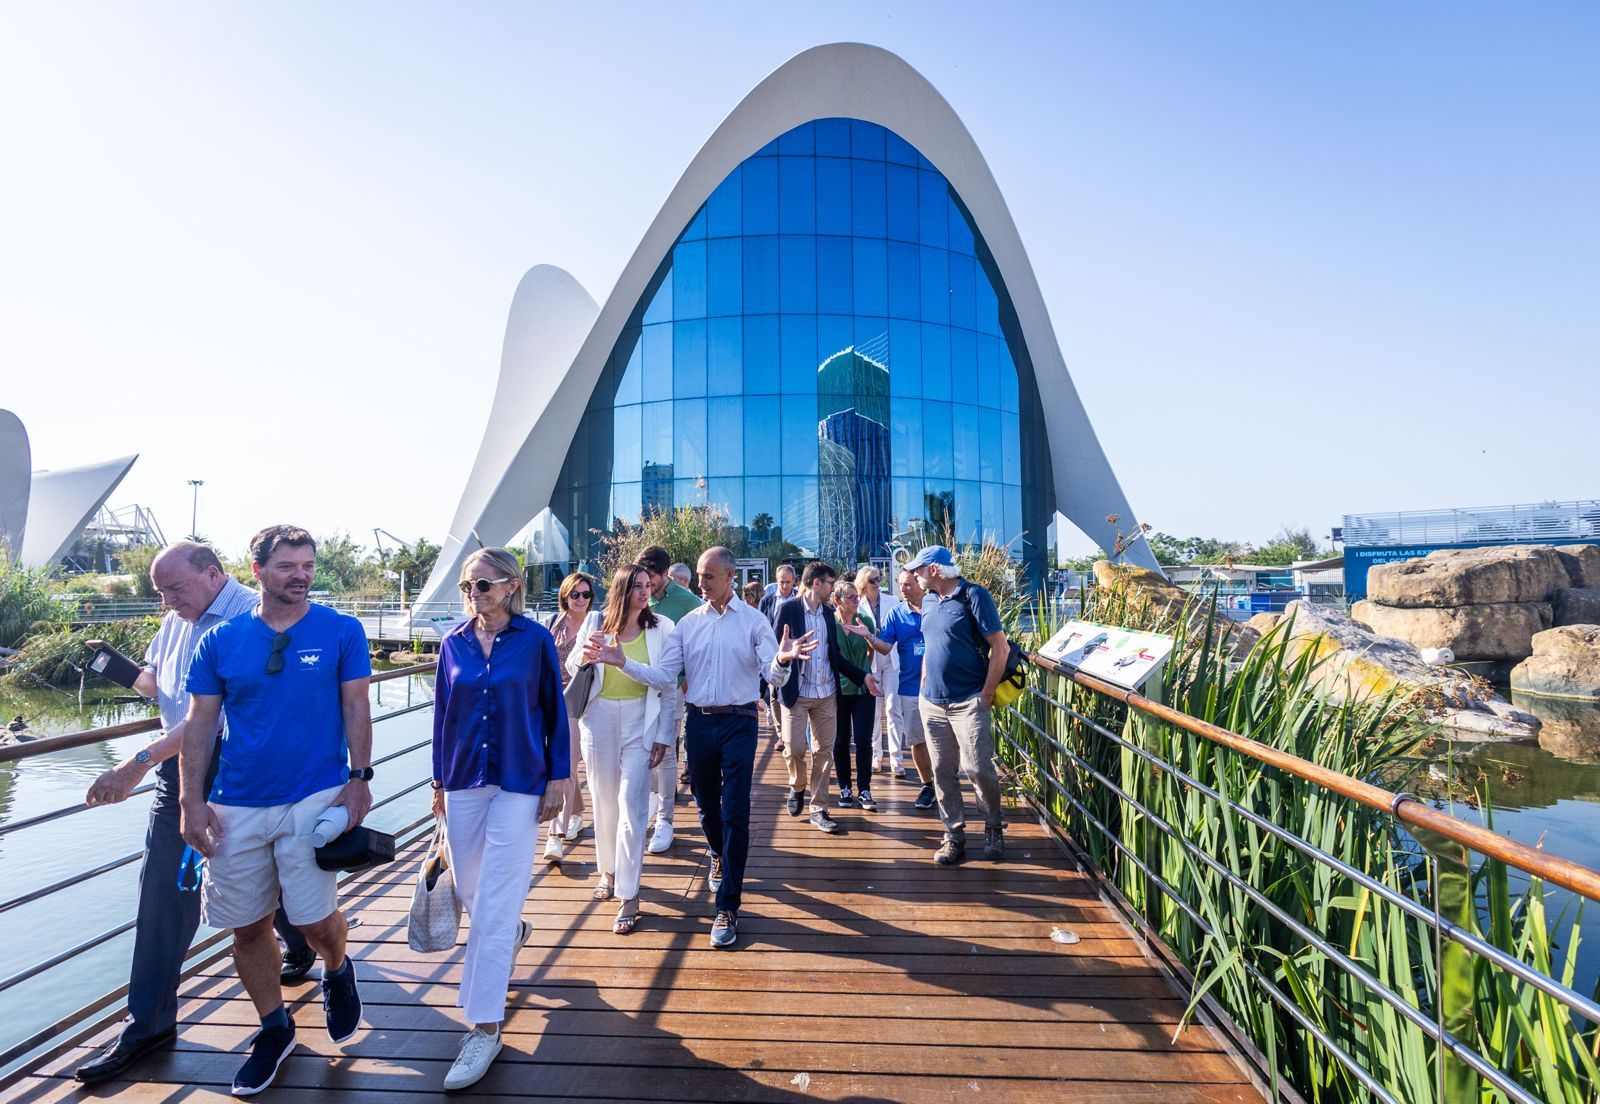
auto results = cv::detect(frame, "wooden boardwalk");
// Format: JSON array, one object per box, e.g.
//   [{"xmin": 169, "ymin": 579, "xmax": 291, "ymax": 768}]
[{"xmin": 11, "ymin": 735, "xmax": 1261, "ymax": 1103}]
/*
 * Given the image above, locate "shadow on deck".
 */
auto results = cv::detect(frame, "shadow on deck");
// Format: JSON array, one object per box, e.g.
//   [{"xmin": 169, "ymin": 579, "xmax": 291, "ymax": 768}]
[{"xmin": 9, "ymin": 732, "xmax": 1262, "ymax": 1102}]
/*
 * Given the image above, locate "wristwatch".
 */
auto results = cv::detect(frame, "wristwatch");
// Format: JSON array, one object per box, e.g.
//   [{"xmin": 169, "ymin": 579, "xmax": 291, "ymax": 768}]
[
  {"xmin": 348, "ymin": 767, "xmax": 375, "ymax": 781},
  {"xmin": 133, "ymin": 748, "xmax": 154, "ymax": 768}
]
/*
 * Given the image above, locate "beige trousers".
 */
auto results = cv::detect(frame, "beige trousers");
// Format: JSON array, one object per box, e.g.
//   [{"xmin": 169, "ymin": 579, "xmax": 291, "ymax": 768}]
[{"xmin": 781, "ymin": 693, "xmax": 838, "ymax": 814}]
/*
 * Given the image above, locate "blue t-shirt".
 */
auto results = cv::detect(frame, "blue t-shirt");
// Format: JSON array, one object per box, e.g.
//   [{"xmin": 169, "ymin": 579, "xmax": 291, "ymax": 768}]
[
  {"xmin": 186, "ymin": 603, "xmax": 372, "ymax": 806},
  {"xmin": 919, "ymin": 581, "xmax": 1003, "ymax": 705},
  {"xmin": 878, "ymin": 600, "xmax": 927, "ymax": 698}
]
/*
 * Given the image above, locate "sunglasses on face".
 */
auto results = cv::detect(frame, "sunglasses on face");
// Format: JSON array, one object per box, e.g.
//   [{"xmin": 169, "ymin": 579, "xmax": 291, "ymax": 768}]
[
  {"xmin": 568, "ymin": 590, "xmax": 593, "ymax": 601},
  {"xmin": 266, "ymin": 632, "xmax": 291, "ymax": 675},
  {"xmin": 458, "ymin": 576, "xmax": 512, "ymax": 594}
]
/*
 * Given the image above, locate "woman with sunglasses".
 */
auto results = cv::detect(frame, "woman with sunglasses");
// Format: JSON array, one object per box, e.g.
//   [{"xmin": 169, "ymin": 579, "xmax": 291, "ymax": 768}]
[
  {"xmin": 537, "ymin": 572, "xmax": 596, "ymax": 864},
  {"xmin": 429, "ymin": 548, "xmax": 569, "ymax": 1091},
  {"xmin": 565, "ymin": 563, "xmax": 676, "ymax": 935}
]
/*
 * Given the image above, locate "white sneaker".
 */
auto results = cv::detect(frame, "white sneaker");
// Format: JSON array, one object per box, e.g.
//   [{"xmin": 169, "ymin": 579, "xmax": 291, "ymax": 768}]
[
  {"xmin": 563, "ymin": 815, "xmax": 584, "ymax": 842},
  {"xmin": 543, "ymin": 833, "xmax": 564, "ymax": 865},
  {"xmin": 443, "ymin": 1026, "xmax": 502, "ymax": 1091},
  {"xmin": 647, "ymin": 821, "xmax": 674, "ymax": 853}
]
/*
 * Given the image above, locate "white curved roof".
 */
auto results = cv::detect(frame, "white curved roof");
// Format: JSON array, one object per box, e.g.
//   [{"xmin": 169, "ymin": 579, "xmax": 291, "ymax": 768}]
[
  {"xmin": 0, "ymin": 410, "xmax": 29, "ymax": 560},
  {"xmin": 19, "ymin": 454, "xmax": 138, "ymax": 570},
  {"xmin": 419, "ymin": 42, "xmax": 1155, "ymax": 608}
]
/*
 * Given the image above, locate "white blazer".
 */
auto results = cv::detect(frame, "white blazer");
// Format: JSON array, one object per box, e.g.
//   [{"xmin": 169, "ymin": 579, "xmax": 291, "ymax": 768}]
[{"xmin": 564, "ymin": 610, "xmax": 677, "ymax": 747}]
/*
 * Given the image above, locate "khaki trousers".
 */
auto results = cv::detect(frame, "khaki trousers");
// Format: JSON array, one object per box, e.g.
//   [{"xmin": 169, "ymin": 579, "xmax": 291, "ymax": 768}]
[{"xmin": 782, "ymin": 693, "xmax": 838, "ymax": 814}]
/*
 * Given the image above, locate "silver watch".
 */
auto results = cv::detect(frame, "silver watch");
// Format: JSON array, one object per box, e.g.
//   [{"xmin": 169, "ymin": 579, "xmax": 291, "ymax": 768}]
[{"xmin": 133, "ymin": 748, "xmax": 154, "ymax": 768}]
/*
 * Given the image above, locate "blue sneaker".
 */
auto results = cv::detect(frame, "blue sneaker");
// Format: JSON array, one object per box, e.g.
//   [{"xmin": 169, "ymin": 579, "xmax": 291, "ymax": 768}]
[
  {"xmin": 322, "ymin": 961, "xmax": 362, "ymax": 1044},
  {"xmin": 231, "ymin": 1022, "xmax": 295, "ymax": 1097},
  {"xmin": 710, "ymin": 910, "xmax": 738, "ymax": 949}
]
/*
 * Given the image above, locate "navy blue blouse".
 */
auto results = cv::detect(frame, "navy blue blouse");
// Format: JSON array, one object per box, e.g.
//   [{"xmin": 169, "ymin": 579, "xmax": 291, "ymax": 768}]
[{"xmin": 432, "ymin": 615, "xmax": 571, "ymax": 795}]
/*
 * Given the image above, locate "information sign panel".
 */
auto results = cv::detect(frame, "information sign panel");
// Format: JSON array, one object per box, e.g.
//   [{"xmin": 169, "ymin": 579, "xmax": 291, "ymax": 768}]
[{"xmin": 1037, "ymin": 620, "xmax": 1174, "ymax": 693}]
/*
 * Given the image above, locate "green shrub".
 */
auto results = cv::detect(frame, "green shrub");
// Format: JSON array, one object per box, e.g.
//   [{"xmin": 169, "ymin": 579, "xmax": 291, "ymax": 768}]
[
  {"xmin": 0, "ymin": 553, "xmax": 64, "ymax": 649},
  {"xmin": 1, "ymin": 618, "xmax": 160, "ymax": 687}
]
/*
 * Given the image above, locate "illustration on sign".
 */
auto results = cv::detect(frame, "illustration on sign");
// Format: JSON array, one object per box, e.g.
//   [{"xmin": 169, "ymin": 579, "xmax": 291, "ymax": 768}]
[{"xmin": 1037, "ymin": 620, "xmax": 1174, "ymax": 692}]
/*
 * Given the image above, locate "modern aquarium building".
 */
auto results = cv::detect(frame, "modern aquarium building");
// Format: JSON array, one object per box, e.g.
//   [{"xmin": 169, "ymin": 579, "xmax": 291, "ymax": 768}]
[{"xmin": 419, "ymin": 44, "xmax": 1156, "ymax": 609}]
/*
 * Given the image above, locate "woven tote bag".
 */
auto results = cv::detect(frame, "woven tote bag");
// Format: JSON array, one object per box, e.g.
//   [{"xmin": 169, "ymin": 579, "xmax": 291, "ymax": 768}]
[{"xmin": 407, "ymin": 820, "xmax": 462, "ymax": 953}]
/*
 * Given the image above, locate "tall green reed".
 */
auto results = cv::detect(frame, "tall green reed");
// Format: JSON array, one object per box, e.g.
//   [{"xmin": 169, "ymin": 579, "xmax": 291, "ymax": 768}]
[{"xmin": 1000, "ymin": 588, "xmax": 1599, "ymax": 1102}]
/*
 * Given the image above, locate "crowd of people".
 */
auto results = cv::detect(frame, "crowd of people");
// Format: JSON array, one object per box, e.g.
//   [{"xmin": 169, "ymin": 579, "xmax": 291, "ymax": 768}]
[{"xmin": 71, "ymin": 528, "xmax": 1013, "ymax": 1094}]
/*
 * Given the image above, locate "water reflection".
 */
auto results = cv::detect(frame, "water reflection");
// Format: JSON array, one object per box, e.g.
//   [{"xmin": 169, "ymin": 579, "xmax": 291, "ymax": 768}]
[{"xmin": 1518, "ymin": 692, "xmax": 1600, "ymax": 764}]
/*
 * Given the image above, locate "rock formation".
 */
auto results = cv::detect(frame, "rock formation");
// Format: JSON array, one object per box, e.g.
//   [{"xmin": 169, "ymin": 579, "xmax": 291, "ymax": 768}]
[{"xmin": 1510, "ymin": 626, "xmax": 1600, "ymax": 702}]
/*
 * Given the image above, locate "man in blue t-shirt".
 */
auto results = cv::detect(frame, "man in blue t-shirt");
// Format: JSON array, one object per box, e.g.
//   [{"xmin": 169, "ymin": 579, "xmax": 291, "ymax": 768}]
[
  {"xmin": 843, "ymin": 566, "xmax": 939, "ymax": 811},
  {"xmin": 907, "ymin": 545, "xmax": 1009, "ymax": 867},
  {"xmin": 179, "ymin": 525, "xmax": 373, "ymax": 1096}
]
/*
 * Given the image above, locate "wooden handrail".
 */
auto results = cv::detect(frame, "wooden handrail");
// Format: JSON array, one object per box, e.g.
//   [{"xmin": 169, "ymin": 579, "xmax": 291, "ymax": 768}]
[
  {"xmin": 0, "ymin": 662, "xmax": 437, "ymax": 765},
  {"xmin": 1024, "ymin": 651, "xmax": 1600, "ymax": 905}
]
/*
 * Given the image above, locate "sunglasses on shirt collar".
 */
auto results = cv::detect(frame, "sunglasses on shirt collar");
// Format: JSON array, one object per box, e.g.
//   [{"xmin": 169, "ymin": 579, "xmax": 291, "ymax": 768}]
[
  {"xmin": 266, "ymin": 632, "xmax": 291, "ymax": 675},
  {"xmin": 458, "ymin": 576, "xmax": 512, "ymax": 594}
]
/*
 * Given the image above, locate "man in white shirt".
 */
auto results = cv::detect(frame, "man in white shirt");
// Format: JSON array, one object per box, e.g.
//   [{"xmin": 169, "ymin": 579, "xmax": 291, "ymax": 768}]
[{"xmin": 584, "ymin": 546, "xmax": 814, "ymax": 949}]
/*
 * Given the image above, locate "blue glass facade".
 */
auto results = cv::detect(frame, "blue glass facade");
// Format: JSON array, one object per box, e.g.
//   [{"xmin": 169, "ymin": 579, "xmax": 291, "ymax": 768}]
[{"xmin": 554, "ymin": 118, "xmax": 1053, "ymax": 576}]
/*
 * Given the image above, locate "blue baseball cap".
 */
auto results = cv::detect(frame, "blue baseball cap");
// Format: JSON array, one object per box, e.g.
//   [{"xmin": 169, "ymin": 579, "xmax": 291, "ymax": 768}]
[{"xmin": 906, "ymin": 545, "xmax": 955, "ymax": 570}]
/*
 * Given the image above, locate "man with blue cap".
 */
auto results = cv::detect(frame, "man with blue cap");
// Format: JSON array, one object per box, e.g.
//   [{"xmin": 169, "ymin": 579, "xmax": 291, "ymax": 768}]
[{"xmin": 904, "ymin": 545, "xmax": 1009, "ymax": 865}]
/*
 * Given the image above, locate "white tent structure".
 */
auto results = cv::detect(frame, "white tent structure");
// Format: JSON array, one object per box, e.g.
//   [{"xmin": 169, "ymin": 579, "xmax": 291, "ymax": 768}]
[
  {"xmin": 0, "ymin": 410, "xmax": 29, "ymax": 559},
  {"xmin": 18, "ymin": 456, "xmax": 140, "ymax": 570}
]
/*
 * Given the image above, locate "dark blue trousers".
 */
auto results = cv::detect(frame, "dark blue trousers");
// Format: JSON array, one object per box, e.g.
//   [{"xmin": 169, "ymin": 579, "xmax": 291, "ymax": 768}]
[
  {"xmin": 684, "ymin": 711, "xmax": 756, "ymax": 915},
  {"xmin": 125, "ymin": 789, "xmax": 199, "ymax": 1043}
]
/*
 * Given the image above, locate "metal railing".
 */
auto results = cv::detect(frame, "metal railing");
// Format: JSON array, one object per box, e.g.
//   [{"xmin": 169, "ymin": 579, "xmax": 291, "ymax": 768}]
[
  {"xmin": 998, "ymin": 651, "xmax": 1600, "ymax": 1104},
  {"xmin": 1342, "ymin": 499, "xmax": 1600, "ymax": 548},
  {"xmin": 0, "ymin": 662, "xmax": 439, "ymax": 1082}
]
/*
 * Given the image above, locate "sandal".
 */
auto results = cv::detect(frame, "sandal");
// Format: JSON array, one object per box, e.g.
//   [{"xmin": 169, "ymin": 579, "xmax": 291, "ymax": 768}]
[
  {"xmin": 593, "ymin": 877, "xmax": 615, "ymax": 901},
  {"xmin": 613, "ymin": 902, "xmax": 641, "ymax": 935}
]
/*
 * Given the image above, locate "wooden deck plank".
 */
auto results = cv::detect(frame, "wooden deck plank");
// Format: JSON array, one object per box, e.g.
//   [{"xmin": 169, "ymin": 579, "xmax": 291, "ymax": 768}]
[{"xmin": 18, "ymin": 737, "xmax": 1262, "ymax": 1103}]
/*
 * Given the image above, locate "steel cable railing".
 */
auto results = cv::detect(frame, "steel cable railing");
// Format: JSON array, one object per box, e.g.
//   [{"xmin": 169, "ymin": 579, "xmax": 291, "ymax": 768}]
[
  {"xmin": 1002, "ymin": 650, "xmax": 1600, "ymax": 1103},
  {"xmin": 0, "ymin": 662, "xmax": 439, "ymax": 1078}
]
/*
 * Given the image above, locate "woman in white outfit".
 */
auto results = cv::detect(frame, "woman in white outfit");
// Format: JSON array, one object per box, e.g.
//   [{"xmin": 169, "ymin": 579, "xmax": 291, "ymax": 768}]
[
  {"xmin": 539, "ymin": 572, "xmax": 595, "ymax": 863},
  {"xmin": 429, "ymin": 548, "xmax": 569, "ymax": 1090},
  {"xmin": 566, "ymin": 563, "xmax": 675, "ymax": 934}
]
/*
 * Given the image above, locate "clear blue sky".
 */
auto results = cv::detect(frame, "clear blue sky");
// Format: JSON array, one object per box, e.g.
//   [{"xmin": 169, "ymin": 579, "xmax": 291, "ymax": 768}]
[{"xmin": 3, "ymin": 2, "xmax": 1595, "ymax": 559}]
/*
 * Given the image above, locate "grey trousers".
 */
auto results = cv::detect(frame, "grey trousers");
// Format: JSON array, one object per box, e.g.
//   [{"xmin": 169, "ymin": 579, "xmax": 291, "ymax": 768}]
[
  {"xmin": 125, "ymin": 790, "xmax": 201, "ymax": 1042},
  {"xmin": 920, "ymin": 696, "xmax": 1002, "ymax": 841}
]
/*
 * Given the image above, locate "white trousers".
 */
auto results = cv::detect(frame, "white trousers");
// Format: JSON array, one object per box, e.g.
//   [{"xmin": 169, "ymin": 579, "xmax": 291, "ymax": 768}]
[
  {"xmin": 648, "ymin": 686, "xmax": 685, "ymax": 828},
  {"xmin": 579, "ymin": 695, "xmax": 652, "ymax": 900},
  {"xmin": 443, "ymin": 785, "xmax": 540, "ymax": 1026},
  {"xmin": 879, "ymin": 691, "xmax": 906, "ymax": 769},
  {"xmin": 547, "ymin": 714, "xmax": 585, "ymax": 842}
]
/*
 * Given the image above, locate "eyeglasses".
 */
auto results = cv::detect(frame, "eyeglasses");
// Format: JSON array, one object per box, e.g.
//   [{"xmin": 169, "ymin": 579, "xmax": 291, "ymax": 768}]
[
  {"xmin": 265, "ymin": 632, "xmax": 291, "ymax": 675},
  {"xmin": 458, "ymin": 577, "xmax": 512, "ymax": 594},
  {"xmin": 568, "ymin": 589, "xmax": 593, "ymax": 602}
]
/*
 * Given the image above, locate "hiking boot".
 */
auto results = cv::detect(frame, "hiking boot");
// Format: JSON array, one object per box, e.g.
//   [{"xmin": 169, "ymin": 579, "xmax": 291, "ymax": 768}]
[
  {"xmin": 981, "ymin": 827, "xmax": 1006, "ymax": 861},
  {"xmin": 837, "ymin": 786, "xmax": 854, "ymax": 807},
  {"xmin": 934, "ymin": 837, "xmax": 967, "ymax": 866},
  {"xmin": 785, "ymin": 789, "xmax": 805, "ymax": 816},
  {"xmin": 708, "ymin": 855, "xmax": 724, "ymax": 892},
  {"xmin": 914, "ymin": 783, "xmax": 936, "ymax": 810},
  {"xmin": 710, "ymin": 910, "xmax": 739, "ymax": 949},
  {"xmin": 443, "ymin": 1025, "xmax": 502, "ymax": 1091},
  {"xmin": 809, "ymin": 809, "xmax": 842, "ymax": 834},
  {"xmin": 321, "ymin": 960, "xmax": 362, "ymax": 1044},
  {"xmin": 857, "ymin": 788, "xmax": 877, "ymax": 811},
  {"xmin": 231, "ymin": 1022, "xmax": 296, "ymax": 1097}
]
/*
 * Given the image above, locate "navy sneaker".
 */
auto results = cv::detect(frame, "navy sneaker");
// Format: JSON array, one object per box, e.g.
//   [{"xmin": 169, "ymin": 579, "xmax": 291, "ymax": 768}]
[
  {"xmin": 838, "ymin": 787, "xmax": 854, "ymax": 807},
  {"xmin": 322, "ymin": 961, "xmax": 362, "ymax": 1044},
  {"xmin": 914, "ymin": 783, "xmax": 936, "ymax": 810},
  {"xmin": 231, "ymin": 1022, "xmax": 296, "ymax": 1097}
]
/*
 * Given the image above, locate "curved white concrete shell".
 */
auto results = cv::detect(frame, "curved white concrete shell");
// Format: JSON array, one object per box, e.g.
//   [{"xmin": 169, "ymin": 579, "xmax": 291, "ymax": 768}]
[
  {"xmin": 420, "ymin": 42, "xmax": 1154, "ymax": 609},
  {"xmin": 19, "ymin": 454, "xmax": 139, "ymax": 570},
  {"xmin": 0, "ymin": 410, "xmax": 29, "ymax": 560}
]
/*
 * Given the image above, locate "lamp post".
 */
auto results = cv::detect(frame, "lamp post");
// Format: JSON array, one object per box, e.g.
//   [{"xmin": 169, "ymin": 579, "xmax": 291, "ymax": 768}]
[{"xmin": 187, "ymin": 479, "xmax": 204, "ymax": 540}]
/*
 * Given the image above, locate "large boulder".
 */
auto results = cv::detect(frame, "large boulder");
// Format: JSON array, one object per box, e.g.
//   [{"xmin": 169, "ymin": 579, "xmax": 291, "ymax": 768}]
[
  {"xmin": 1518, "ymin": 693, "xmax": 1600, "ymax": 763},
  {"xmin": 1555, "ymin": 545, "xmax": 1600, "ymax": 588},
  {"xmin": 1510, "ymin": 625, "xmax": 1600, "ymax": 701},
  {"xmin": 1352, "ymin": 600, "xmax": 1552, "ymax": 660},
  {"xmin": 1554, "ymin": 588, "xmax": 1600, "ymax": 627},
  {"xmin": 1280, "ymin": 601, "xmax": 1538, "ymax": 739},
  {"xmin": 1366, "ymin": 545, "xmax": 1569, "ymax": 608}
]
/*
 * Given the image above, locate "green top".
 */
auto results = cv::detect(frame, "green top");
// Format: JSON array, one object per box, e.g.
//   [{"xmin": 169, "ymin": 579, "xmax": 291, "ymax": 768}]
[
  {"xmin": 650, "ymin": 579, "xmax": 700, "ymax": 625},
  {"xmin": 599, "ymin": 632, "xmax": 651, "ymax": 700},
  {"xmin": 836, "ymin": 608, "xmax": 876, "ymax": 697}
]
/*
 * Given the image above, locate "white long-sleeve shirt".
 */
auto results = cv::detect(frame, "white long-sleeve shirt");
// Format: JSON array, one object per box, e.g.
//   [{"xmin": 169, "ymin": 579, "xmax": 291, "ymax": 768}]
[{"xmin": 620, "ymin": 597, "xmax": 791, "ymax": 707}]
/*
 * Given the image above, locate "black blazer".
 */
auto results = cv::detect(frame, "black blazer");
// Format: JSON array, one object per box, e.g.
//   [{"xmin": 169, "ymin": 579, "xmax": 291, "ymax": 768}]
[{"xmin": 773, "ymin": 595, "xmax": 868, "ymax": 708}]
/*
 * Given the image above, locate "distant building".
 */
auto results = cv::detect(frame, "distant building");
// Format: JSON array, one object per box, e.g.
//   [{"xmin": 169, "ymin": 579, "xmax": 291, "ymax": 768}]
[{"xmin": 1339, "ymin": 500, "xmax": 1600, "ymax": 598}]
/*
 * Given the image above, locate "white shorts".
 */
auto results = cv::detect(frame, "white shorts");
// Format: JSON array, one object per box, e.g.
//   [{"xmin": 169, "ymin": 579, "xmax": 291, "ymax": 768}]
[
  {"xmin": 890, "ymin": 694, "xmax": 926, "ymax": 747},
  {"xmin": 201, "ymin": 785, "xmax": 342, "ymax": 930}
]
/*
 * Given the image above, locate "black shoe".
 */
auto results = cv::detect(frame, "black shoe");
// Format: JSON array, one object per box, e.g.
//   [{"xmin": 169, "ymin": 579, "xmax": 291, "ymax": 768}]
[
  {"xmin": 935, "ymin": 837, "xmax": 967, "ymax": 866},
  {"xmin": 280, "ymin": 947, "xmax": 316, "ymax": 984},
  {"xmin": 914, "ymin": 783, "xmax": 936, "ymax": 810},
  {"xmin": 76, "ymin": 1026, "xmax": 176, "ymax": 1084},
  {"xmin": 809, "ymin": 810, "xmax": 843, "ymax": 834},
  {"xmin": 785, "ymin": 789, "xmax": 805, "ymax": 816},
  {"xmin": 837, "ymin": 787, "xmax": 854, "ymax": 807},
  {"xmin": 231, "ymin": 1022, "xmax": 296, "ymax": 1097},
  {"xmin": 322, "ymin": 961, "xmax": 362, "ymax": 1044},
  {"xmin": 982, "ymin": 827, "xmax": 1006, "ymax": 861}
]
